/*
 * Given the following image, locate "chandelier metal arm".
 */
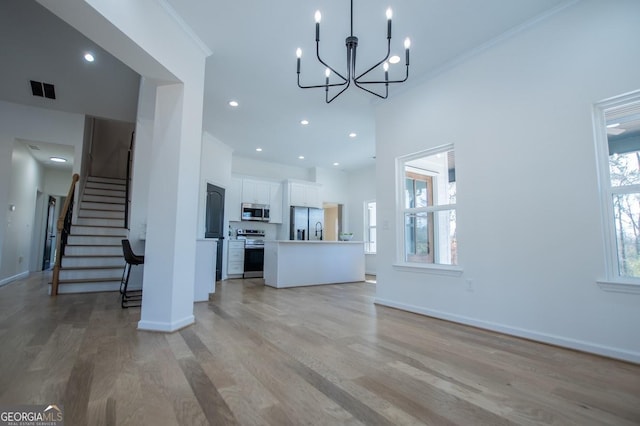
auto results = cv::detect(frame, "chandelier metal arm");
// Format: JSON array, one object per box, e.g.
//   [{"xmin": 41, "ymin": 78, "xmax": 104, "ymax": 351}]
[
  {"xmin": 353, "ymin": 39, "xmax": 391, "ymax": 82},
  {"xmin": 326, "ymin": 79, "xmax": 352, "ymax": 103},
  {"xmin": 353, "ymin": 80, "xmax": 388, "ymax": 99},
  {"xmin": 316, "ymin": 41, "xmax": 348, "ymax": 83},
  {"xmin": 297, "ymin": 74, "xmax": 348, "ymax": 90},
  {"xmin": 355, "ymin": 65, "xmax": 410, "ymax": 86}
]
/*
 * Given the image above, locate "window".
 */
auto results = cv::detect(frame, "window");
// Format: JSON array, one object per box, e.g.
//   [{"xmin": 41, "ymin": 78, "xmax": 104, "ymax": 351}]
[
  {"xmin": 594, "ymin": 91, "xmax": 640, "ymax": 291},
  {"xmin": 365, "ymin": 201, "xmax": 376, "ymax": 253},
  {"xmin": 398, "ymin": 145, "xmax": 456, "ymax": 266}
]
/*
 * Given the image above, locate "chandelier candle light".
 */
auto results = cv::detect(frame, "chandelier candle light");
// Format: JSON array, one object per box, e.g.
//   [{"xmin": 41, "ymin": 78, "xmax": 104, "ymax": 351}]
[{"xmin": 296, "ymin": 0, "xmax": 410, "ymax": 103}]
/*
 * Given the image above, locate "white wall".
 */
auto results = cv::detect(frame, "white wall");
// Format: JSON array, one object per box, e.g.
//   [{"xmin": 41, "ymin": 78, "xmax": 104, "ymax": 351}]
[
  {"xmin": 90, "ymin": 118, "xmax": 135, "ymax": 179},
  {"xmin": 0, "ymin": 100, "xmax": 84, "ymax": 285},
  {"xmin": 232, "ymin": 156, "xmax": 312, "ymax": 181},
  {"xmin": 0, "ymin": 143, "xmax": 44, "ymax": 284},
  {"xmin": 44, "ymin": 168, "xmax": 74, "ymax": 196},
  {"xmin": 311, "ymin": 167, "xmax": 349, "ymax": 205},
  {"xmin": 199, "ymin": 132, "xmax": 233, "ymax": 238},
  {"xmin": 348, "ymin": 165, "xmax": 377, "ymax": 275},
  {"xmin": 199, "ymin": 132, "xmax": 233, "ymax": 279},
  {"xmin": 375, "ymin": 0, "xmax": 640, "ymax": 363}
]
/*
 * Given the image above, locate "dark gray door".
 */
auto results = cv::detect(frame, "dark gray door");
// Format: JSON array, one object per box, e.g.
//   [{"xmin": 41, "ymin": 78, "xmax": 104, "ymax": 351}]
[
  {"xmin": 205, "ymin": 183, "xmax": 225, "ymax": 281},
  {"xmin": 42, "ymin": 196, "xmax": 56, "ymax": 270}
]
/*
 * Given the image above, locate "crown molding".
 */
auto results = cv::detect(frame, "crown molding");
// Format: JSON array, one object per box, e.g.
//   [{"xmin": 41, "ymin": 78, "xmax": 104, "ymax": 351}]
[{"xmin": 157, "ymin": 0, "xmax": 212, "ymax": 57}]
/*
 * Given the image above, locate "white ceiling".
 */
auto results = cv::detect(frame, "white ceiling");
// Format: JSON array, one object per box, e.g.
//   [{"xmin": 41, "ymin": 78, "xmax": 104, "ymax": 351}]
[{"xmin": 2, "ymin": 0, "xmax": 573, "ymax": 172}]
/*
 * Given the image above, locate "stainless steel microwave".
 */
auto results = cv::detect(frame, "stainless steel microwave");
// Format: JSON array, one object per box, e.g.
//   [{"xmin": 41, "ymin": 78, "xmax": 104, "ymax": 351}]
[{"xmin": 241, "ymin": 203, "xmax": 270, "ymax": 222}]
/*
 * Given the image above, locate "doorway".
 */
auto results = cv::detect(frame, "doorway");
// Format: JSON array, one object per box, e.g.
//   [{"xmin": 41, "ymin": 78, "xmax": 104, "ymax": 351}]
[
  {"xmin": 323, "ymin": 203, "xmax": 343, "ymax": 241},
  {"xmin": 42, "ymin": 196, "xmax": 56, "ymax": 270},
  {"xmin": 205, "ymin": 183, "xmax": 225, "ymax": 281}
]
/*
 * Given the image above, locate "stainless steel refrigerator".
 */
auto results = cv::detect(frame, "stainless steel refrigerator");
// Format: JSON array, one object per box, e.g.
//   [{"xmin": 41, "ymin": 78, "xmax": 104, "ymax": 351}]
[{"xmin": 290, "ymin": 206, "xmax": 324, "ymax": 240}]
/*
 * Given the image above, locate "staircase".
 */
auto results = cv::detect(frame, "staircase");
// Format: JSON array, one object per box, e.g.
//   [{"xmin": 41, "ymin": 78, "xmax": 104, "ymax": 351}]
[{"xmin": 53, "ymin": 176, "xmax": 128, "ymax": 294}]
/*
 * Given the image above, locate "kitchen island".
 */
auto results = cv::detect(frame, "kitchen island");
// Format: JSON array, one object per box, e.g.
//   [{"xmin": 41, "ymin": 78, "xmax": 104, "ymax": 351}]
[{"xmin": 264, "ymin": 240, "xmax": 365, "ymax": 288}]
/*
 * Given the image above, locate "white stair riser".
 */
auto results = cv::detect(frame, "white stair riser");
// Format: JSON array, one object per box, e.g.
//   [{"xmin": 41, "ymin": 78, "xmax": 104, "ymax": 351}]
[
  {"xmin": 83, "ymin": 194, "xmax": 125, "ymax": 204},
  {"xmin": 87, "ymin": 176, "xmax": 126, "ymax": 185},
  {"xmin": 85, "ymin": 184, "xmax": 126, "ymax": 193},
  {"xmin": 76, "ymin": 217, "xmax": 124, "ymax": 227},
  {"xmin": 71, "ymin": 225, "xmax": 127, "ymax": 236},
  {"xmin": 54, "ymin": 282, "xmax": 124, "ymax": 294},
  {"xmin": 59, "ymin": 268, "xmax": 123, "ymax": 280},
  {"xmin": 84, "ymin": 188, "xmax": 126, "ymax": 198},
  {"xmin": 65, "ymin": 245, "xmax": 123, "ymax": 256},
  {"xmin": 67, "ymin": 235, "xmax": 125, "ymax": 246},
  {"xmin": 81, "ymin": 202, "xmax": 124, "ymax": 211},
  {"xmin": 84, "ymin": 182, "xmax": 127, "ymax": 191},
  {"xmin": 62, "ymin": 256, "xmax": 124, "ymax": 268},
  {"xmin": 78, "ymin": 210, "xmax": 123, "ymax": 219}
]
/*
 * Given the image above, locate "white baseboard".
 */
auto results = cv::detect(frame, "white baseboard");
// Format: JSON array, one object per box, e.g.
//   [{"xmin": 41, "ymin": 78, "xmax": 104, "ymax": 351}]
[
  {"xmin": 0, "ymin": 271, "xmax": 29, "ymax": 287},
  {"xmin": 138, "ymin": 315, "xmax": 195, "ymax": 333},
  {"xmin": 374, "ymin": 297, "xmax": 640, "ymax": 364}
]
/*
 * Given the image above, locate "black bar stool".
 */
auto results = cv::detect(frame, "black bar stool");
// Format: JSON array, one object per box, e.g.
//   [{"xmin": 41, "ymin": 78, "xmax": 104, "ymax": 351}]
[{"xmin": 120, "ymin": 239, "xmax": 144, "ymax": 308}]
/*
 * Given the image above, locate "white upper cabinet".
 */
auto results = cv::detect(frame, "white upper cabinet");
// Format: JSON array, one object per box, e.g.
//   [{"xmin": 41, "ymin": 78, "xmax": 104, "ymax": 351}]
[
  {"xmin": 289, "ymin": 182, "xmax": 322, "ymax": 209},
  {"xmin": 242, "ymin": 179, "xmax": 270, "ymax": 205}
]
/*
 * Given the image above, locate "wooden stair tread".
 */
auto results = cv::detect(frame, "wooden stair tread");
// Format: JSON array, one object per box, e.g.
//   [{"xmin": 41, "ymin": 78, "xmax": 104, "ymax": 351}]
[
  {"xmin": 59, "ymin": 265, "xmax": 124, "ymax": 271},
  {"xmin": 53, "ymin": 278, "xmax": 122, "ymax": 284},
  {"xmin": 63, "ymin": 254, "xmax": 123, "ymax": 258},
  {"xmin": 72, "ymin": 224, "xmax": 127, "ymax": 229}
]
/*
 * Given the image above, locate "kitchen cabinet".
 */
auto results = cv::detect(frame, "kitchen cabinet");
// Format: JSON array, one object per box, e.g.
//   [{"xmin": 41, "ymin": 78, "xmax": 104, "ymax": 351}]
[
  {"xmin": 242, "ymin": 179, "xmax": 270, "ymax": 205},
  {"xmin": 227, "ymin": 177, "xmax": 243, "ymax": 222},
  {"xmin": 268, "ymin": 182, "xmax": 283, "ymax": 223},
  {"xmin": 289, "ymin": 182, "xmax": 322, "ymax": 209},
  {"xmin": 227, "ymin": 240, "xmax": 245, "ymax": 278}
]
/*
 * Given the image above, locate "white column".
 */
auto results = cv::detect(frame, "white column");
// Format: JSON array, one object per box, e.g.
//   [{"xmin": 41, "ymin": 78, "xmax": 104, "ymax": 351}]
[{"xmin": 37, "ymin": 0, "xmax": 210, "ymax": 331}]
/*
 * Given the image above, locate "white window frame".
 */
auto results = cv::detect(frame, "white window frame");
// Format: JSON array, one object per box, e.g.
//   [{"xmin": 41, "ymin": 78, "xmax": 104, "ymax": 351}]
[
  {"xmin": 594, "ymin": 90, "xmax": 640, "ymax": 294},
  {"xmin": 364, "ymin": 200, "xmax": 376, "ymax": 254},
  {"xmin": 394, "ymin": 144, "xmax": 462, "ymax": 275}
]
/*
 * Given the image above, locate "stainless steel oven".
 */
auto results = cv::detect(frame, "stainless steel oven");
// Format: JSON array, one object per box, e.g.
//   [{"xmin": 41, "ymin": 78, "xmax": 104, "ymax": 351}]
[{"xmin": 237, "ymin": 229, "xmax": 265, "ymax": 278}]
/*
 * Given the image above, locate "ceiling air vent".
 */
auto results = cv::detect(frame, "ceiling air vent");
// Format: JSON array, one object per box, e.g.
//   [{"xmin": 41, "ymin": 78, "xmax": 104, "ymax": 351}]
[
  {"xmin": 28, "ymin": 145, "xmax": 40, "ymax": 151},
  {"xmin": 30, "ymin": 80, "xmax": 56, "ymax": 99}
]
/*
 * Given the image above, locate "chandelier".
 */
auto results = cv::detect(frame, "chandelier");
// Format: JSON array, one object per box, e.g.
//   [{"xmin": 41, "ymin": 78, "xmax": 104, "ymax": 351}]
[{"xmin": 296, "ymin": 0, "xmax": 411, "ymax": 103}]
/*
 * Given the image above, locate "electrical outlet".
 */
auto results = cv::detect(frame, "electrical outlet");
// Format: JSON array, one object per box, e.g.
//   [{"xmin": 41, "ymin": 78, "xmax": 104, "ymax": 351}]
[
  {"xmin": 466, "ymin": 278, "xmax": 473, "ymax": 292},
  {"xmin": 18, "ymin": 256, "xmax": 23, "ymax": 264}
]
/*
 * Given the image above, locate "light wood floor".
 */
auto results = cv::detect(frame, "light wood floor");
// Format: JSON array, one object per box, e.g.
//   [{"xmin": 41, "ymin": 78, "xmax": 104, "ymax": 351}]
[{"xmin": 1, "ymin": 272, "xmax": 639, "ymax": 425}]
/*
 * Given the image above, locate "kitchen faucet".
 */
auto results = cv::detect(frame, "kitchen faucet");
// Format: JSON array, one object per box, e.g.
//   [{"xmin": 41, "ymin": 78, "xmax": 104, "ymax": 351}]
[{"xmin": 315, "ymin": 221, "xmax": 323, "ymax": 240}]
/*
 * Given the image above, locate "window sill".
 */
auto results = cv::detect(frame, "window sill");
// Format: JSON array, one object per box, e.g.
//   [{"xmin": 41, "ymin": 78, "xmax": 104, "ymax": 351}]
[
  {"xmin": 392, "ymin": 263, "xmax": 463, "ymax": 276},
  {"xmin": 597, "ymin": 280, "xmax": 640, "ymax": 294}
]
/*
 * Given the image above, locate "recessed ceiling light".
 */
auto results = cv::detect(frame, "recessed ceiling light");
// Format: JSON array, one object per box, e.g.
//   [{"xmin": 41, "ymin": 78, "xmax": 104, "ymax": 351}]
[
  {"xmin": 333, "ymin": 162, "xmax": 339, "ymax": 166},
  {"xmin": 50, "ymin": 157, "xmax": 67, "ymax": 163},
  {"xmin": 229, "ymin": 100, "xmax": 239, "ymax": 107},
  {"xmin": 607, "ymin": 123, "xmax": 621, "ymax": 128},
  {"xmin": 389, "ymin": 55, "xmax": 400, "ymax": 64},
  {"xmin": 298, "ymin": 156, "xmax": 305, "ymax": 160},
  {"xmin": 84, "ymin": 53, "xmax": 94, "ymax": 62},
  {"xmin": 349, "ymin": 132, "xmax": 357, "ymax": 138},
  {"xmin": 256, "ymin": 148, "xmax": 262, "ymax": 152},
  {"xmin": 300, "ymin": 119, "xmax": 309, "ymax": 125}
]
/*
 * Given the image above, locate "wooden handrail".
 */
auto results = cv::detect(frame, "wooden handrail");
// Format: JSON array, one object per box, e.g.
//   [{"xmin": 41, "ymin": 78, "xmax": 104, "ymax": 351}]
[{"xmin": 51, "ymin": 173, "xmax": 79, "ymax": 296}]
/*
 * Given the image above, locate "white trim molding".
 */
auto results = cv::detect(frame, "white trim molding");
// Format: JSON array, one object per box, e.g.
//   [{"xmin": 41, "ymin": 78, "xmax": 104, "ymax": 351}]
[
  {"xmin": 597, "ymin": 280, "xmax": 640, "ymax": 295},
  {"xmin": 0, "ymin": 271, "xmax": 29, "ymax": 287},
  {"xmin": 374, "ymin": 297, "xmax": 640, "ymax": 364},
  {"xmin": 138, "ymin": 315, "xmax": 195, "ymax": 333}
]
